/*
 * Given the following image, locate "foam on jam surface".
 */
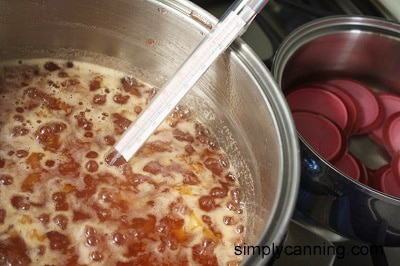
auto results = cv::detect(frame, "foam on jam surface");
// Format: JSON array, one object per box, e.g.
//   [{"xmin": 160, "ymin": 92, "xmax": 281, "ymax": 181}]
[{"xmin": 0, "ymin": 60, "xmax": 245, "ymax": 265}]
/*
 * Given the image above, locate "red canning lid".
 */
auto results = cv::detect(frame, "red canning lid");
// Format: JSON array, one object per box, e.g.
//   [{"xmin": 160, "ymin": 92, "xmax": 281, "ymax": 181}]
[
  {"xmin": 369, "ymin": 164, "xmax": 390, "ymax": 189},
  {"xmin": 374, "ymin": 167, "xmax": 400, "ymax": 198},
  {"xmin": 366, "ymin": 167, "xmax": 377, "ymax": 188},
  {"xmin": 391, "ymin": 153, "xmax": 400, "ymax": 186},
  {"xmin": 369, "ymin": 93, "xmax": 400, "ymax": 145},
  {"xmin": 326, "ymin": 78, "xmax": 384, "ymax": 135},
  {"xmin": 286, "ymin": 87, "xmax": 349, "ymax": 132},
  {"xmin": 310, "ymin": 82, "xmax": 359, "ymax": 136},
  {"xmin": 383, "ymin": 112, "xmax": 400, "ymax": 156},
  {"xmin": 293, "ymin": 111, "xmax": 347, "ymax": 163},
  {"xmin": 333, "ymin": 153, "xmax": 361, "ymax": 181}
]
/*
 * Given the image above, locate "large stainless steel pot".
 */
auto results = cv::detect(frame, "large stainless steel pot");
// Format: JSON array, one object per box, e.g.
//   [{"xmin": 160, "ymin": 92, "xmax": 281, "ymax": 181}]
[
  {"xmin": 0, "ymin": 0, "xmax": 299, "ymax": 264},
  {"xmin": 273, "ymin": 16, "xmax": 400, "ymax": 246}
]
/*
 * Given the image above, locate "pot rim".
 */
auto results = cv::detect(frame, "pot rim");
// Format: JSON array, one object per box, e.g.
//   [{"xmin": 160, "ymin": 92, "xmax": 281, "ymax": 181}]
[{"xmin": 273, "ymin": 15, "xmax": 400, "ymax": 86}]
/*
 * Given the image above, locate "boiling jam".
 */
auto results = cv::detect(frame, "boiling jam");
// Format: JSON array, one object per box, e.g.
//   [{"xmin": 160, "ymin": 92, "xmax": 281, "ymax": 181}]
[{"xmin": 0, "ymin": 60, "xmax": 245, "ymax": 265}]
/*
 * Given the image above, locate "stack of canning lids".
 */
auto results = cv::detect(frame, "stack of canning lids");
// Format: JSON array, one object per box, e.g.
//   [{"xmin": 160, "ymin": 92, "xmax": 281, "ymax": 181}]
[{"xmin": 286, "ymin": 78, "xmax": 400, "ymax": 197}]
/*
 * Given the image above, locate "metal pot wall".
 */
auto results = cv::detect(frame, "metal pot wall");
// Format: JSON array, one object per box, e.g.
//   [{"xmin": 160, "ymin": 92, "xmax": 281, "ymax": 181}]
[
  {"xmin": 0, "ymin": 0, "xmax": 299, "ymax": 264},
  {"xmin": 273, "ymin": 16, "xmax": 400, "ymax": 246}
]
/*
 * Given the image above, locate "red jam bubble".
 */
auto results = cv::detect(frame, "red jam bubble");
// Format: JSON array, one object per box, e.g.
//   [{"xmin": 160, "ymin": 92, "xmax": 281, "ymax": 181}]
[{"xmin": 104, "ymin": 150, "xmax": 127, "ymax": 167}]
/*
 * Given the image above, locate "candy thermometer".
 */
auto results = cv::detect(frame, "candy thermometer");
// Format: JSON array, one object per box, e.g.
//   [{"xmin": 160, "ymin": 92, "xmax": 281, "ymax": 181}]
[{"xmin": 108, "ymin": 0, "xmax": 269, "ymax": 165}]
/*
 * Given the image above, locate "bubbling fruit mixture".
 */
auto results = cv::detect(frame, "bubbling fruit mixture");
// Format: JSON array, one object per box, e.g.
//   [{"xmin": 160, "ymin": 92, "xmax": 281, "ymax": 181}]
[{"xmin": 0, "ymin": 59, "xmax": 245, "ymax": 265}]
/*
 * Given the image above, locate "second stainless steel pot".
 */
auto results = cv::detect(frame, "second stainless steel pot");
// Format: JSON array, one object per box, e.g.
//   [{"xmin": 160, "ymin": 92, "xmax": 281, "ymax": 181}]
[{"xmin": 273, "ymin": 16, "xmax": 400, "ymax": 246}]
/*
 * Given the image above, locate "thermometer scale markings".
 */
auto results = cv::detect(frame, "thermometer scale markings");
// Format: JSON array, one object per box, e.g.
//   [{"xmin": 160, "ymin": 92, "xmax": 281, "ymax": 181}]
[{"xmin": 113, "ymin": 2, "xmax": 267, "ymax": 162}]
